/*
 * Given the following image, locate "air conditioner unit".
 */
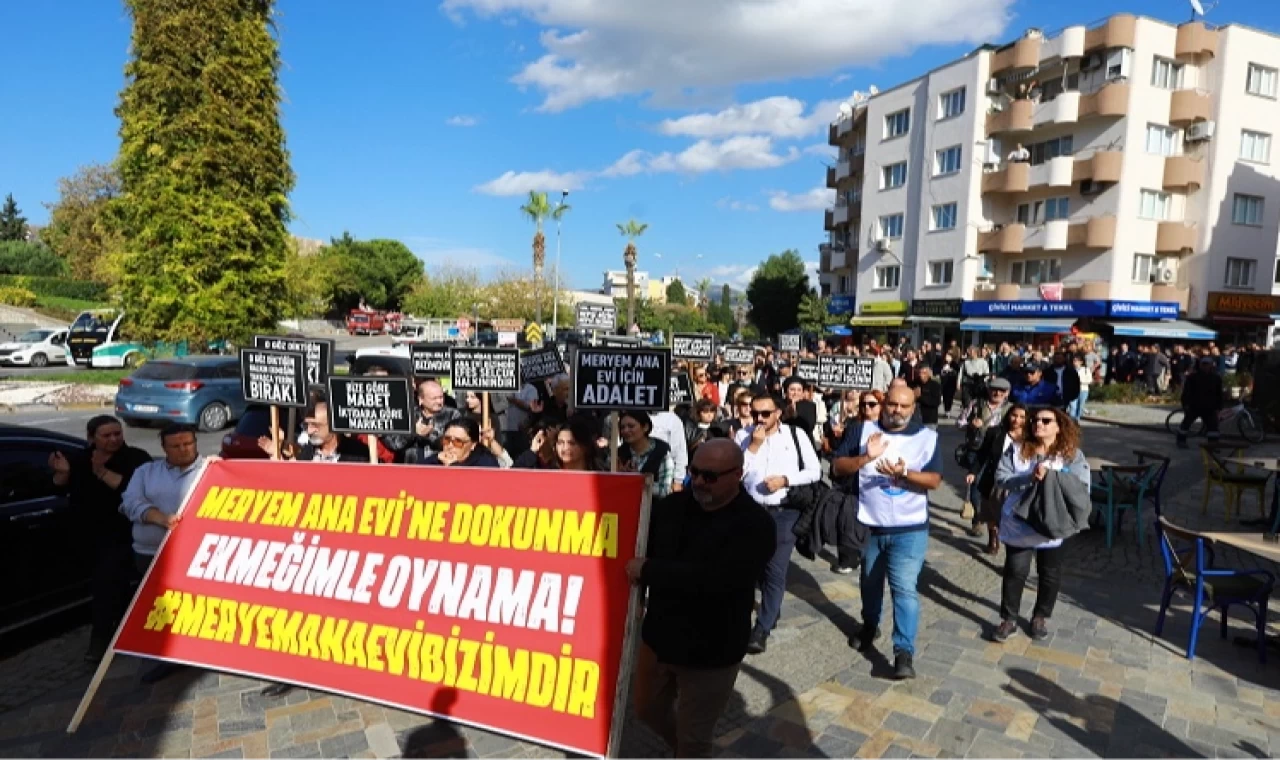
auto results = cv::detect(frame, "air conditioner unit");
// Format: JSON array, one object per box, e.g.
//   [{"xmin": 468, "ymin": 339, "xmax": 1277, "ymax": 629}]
[
  {"xmin": 1186, "ymin": 121, "xmax": 1216, "ymax": 142},
  {"xmin": 875, "ymin": 238, "xmax": 892, "ymax": 253},
  {"xmin": 982, "ymin": 139, "xmax": 1000, "ymax": 166},
  {"xmin": 986, "ymin": 78, "xmax": 1003, "ymax": 96},
  {"xmin": 1158, "ymin": 266, "xmax": 1176, "ymax": 283}
]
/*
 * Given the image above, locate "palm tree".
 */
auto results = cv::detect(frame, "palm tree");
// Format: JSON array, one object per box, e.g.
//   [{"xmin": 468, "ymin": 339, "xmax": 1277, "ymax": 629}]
[
  {"xmin": 520, "ymin": 191, "xmax": 571, "ymax": 330},
  {"xmin": 694, "ymin": 277, "xmax": 712, "ymax": 315},
  {"xmin": 617, "ymin": 219, "xmax": 649, "ymax": 331}
]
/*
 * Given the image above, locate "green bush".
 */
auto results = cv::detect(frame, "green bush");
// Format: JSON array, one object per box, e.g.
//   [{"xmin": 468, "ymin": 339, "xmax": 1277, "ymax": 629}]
[
  {"xmin": 1088, "ymin": 382, "xmax": 1176, "ymax": 404},
  {"xmin": 0, "ymin": 241, "xmax": 68, "ymax": 277},
  {"xmin": 0, "ymin": 274, "xmax": 107, "ymax": 300},
  {"xmin": 0, "ymin": 286, "xmax": 38, "ymax": 307}
]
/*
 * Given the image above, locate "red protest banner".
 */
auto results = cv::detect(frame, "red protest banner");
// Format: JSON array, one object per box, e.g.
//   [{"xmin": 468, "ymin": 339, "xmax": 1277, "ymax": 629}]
[{"xmin": 88, "ymin": 460, "xmax": 648, "ymax": 757}]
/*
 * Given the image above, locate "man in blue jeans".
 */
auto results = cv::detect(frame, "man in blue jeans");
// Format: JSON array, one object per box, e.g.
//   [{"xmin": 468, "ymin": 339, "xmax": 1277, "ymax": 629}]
[{"xmin": 832, "ymin": 384, "xmax": 942, "ymax": 679}]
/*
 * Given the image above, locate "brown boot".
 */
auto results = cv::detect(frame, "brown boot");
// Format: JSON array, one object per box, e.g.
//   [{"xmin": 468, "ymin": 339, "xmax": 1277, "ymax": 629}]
[{"xmin": 985, "ymin": 526, "xmax": 1000, "ymax": 555}]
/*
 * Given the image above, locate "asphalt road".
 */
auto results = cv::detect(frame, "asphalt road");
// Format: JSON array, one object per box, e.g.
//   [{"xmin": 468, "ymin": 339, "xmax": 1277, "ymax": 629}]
[
  {"xmin": 0, "ymin": 362, "xmax": 79, "ymax": 378},
  {"xmin": 3, "ymin": 407, "xmax": 229, "ymax": 458}
]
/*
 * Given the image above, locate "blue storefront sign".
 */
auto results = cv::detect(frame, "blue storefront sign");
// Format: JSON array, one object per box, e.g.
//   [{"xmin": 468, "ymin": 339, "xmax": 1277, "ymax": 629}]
[
  {"xmin": 961, "ymin": 300, "xmax": 1107, "ymax": 317},
  {"xmin": 828, "ymin": 294, "xmax": 855, "ymax": 315},
  {"xmin": 1107, "ymin": 301, "xmax": 1180, "ymax": 319}
]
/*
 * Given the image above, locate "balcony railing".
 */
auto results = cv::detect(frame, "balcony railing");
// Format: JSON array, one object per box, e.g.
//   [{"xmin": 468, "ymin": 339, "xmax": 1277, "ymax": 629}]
[
  {"xmin": 1170, "ymin": 90, "xmax": 1212, "ymax": 127},
  {"xmin": 981, "ymin": 162, "xmax": 1030, "ymax": 194},
  {"xmin": 1175, "ymin": 21, "xmax": 1218, "ymax": 59},
  {"xmin": 1083, "ymin": 14, "xmax": 1136, "ymax": 52},
  {"xmin": 991, "ymin": 35, "xmax": 1041, "ymax": 76},
  {"xmin": 978, "ymin": 224, "xmax": 1025, "ymax": 254},
  {"xmin": 1163, "ymin": 156, "xmax": 1205, "ymax": 191},
  {"xmin": 1156, "ymin": 221, "xmax": 1198, "ymax": 253}
]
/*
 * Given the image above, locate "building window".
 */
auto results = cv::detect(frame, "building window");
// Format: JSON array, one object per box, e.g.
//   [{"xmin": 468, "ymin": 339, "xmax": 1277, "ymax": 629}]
[
  {"xmin": 978, "ymin": 253, "xmax": 994, "ymax": 280},
  {"xmin": 1241, "ymin": 130, "xmax": 1272, "ymax": 164},
  {"xmin": 1139, "ymin": 190, "xmax": 1172, "ymax": 221},
  {"xmin": 1044, "ymin": 197, "xmax": 1069, "ymax": 222},
  {"xmin": 1151, "ymin": 57, "xmax": 1184, "ymax": 90},
  {"xmin": 1016, "ymin": 197, "xmax": 1069, "ymax": 224},
  {"xmin": 1146, "ymin": 124, "xmax": 1179, "ymax": 156},
  {"xmin": 882, "ymin": 161, "xmax": 907, "ymax": 189},
  {"xmin": 1011, "ymin": 259, "xmax": 1062, "ymax": 286},
  {"xmin": 879, "ymin": 213, "xmax": 905, "ymax": 239},
  {"xmin": 838, "ymin": 275, "xmax": 849, "ymax": 293},
  {"xmin": 875, "ymin": 265, "xmax": 901, "ymax": 290},
  {"xmin": 1225, "ymin": 258, "xmax": 1256, "ymax": 288},
  {"xmin": 938, "ymin": 88, "xmax": 966, "ymax": 119},
  {"xmin": 934, "ymin": 145, "xmax": 962, "ymax": 176},
  {"xmin": 927, "ymin": 260, "xmax": 954, "ymax": 285},
  {"xmin": 1132, "ymin": 254, "xmax": 1154, "ymax": 283},
  {"xmin": 1232, "ymin": 194, "xmax": 1265, "ymax": 226},
  {"xmin": 1246, "ymin": 64, "xmax": 1278, "ymax": 98},
  {"xmin": 851, "ymin": 135, "xmax": 866, "ymax": 156},
  {"xmin": 884, "ymin": 109, "xmax": 910, "ymax": 139},
  {"xmin": 1028, "ymin": 135, "xmax": 1073, "ymax": 166},
  {"xmin": 931, "ymin": 202, "xmax": 958, "ymax": 231}
]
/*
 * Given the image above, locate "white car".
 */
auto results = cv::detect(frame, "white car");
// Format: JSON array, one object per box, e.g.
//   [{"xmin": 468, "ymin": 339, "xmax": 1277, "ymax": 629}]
[{"xmin": 0, "ymin": 328, "xmax": 72, "ymax": 368}]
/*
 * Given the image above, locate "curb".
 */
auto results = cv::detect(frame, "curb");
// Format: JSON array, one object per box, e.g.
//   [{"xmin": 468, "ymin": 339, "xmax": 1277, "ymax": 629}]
[
  {"xmin": 56, "ymin": 400, "xmax": 115, "ymax": 411},
  {"xmin": 1082, "ymin": 415, "xmax": 1168, "ymax": 434},
  {"xmin": 0, "ymin": 400, "xmax": 113, "ymax": 414}
]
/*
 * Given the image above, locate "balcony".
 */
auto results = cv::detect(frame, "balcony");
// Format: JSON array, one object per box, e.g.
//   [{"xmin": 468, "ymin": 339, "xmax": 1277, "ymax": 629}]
[
  {"xmin": 1033, "ymin": 91, "xmax": 1081, "ymax": 127},
  {"xmin": 1029, "ymin": 156, "xmax": 1077, "ymax": 189},
  {"xmin": 972, "ymin": 283, "xmax": 1023, "ymax": 301},
  {"xmin": 1156, "ymin": 221, "xmax": 1198, "ymax": 253},
  {"xmin": 978, "ymin": 224, "xmax": 1025, "ymax": 254},
  {"xmin": 824, "ymin": 210, "xmax": 834, "ymax": 231},
  {"xmin": 1175, "ymin": 21, "xmax": 1218, "ymax": 59},
  {"xmin": 1079, "ymin": 83, "xmax": 1130, "ymax": 119},
  {"xmin": 826, "ymin": 166, "xmax": 836, "ymax": 189},
  {"xmin": 834, "ymin": 205, "xmax": 850, "ymax": 226},
  {"xmin": 830, "ymin": 248, "xmax": 848, "ymax": 270},
  {"xmin": 819, "ymin": 246, "xmax": 831, "ymax": 272},
  {"xmin": 986, "ymin": 99, "xmax": 1033, "ymax": 136},
  {"xmin": 1084, "ymin": 14, "xmax": 1136, "ymax": 52},
  {"xmin": 1024, "ymin": 220, "xmax": 1072, "ymax": 251},
  {"xmin": 1040, "ymin": 26, "xmax": 1086, "ymax": 62},
  {"xmin": 828, "ymin": 123, "xmax": 838, "ymax": 145},
  {"xmin": 991, "ymin": 35, "xmax": 1041, "ymax": 76},
  {"xmin": 1170, "ymin": 90, "xmax": 1212, "ymax": 127},
  {"xmin": 1065, "ymin": 215, "xmax": 1117, "ymax": 249},
  {"xmin": 981, "ymin": 162, "xmax": 1030, "ymax": 194},
  {"xmin": 1071, "ymin": 151, "xmax": 1124, "ymax": 184},
  {"xmin": 1163, "ymin": 155, "xmax": 1205, "ymax": 191},
  {"xmin": 1151, "ymin": 284, "xmax": 1190, "ymax": 311}
]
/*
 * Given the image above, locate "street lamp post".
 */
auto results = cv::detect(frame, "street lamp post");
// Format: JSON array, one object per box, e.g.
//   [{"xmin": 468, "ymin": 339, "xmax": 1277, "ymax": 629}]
[{"xmin": 551, "ymin": 190, "xmax": 569, "ymax": 339}]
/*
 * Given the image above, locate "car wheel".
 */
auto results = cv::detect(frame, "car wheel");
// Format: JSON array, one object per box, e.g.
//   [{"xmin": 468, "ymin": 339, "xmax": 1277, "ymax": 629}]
[
  {"xmin": 30, "ymin": 353, "xmax": 48, "ymax": 368},
  {"xmin": 198, "ymin": 402, "xmax": 230, "ymax": 432}
]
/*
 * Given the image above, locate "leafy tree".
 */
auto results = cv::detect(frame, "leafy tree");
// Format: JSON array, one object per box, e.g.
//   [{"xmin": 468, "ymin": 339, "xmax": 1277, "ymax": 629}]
[
  {"xmin": 279, "ymin": 238, "xmax": 329, "ymax": 318},
  {"xmin": 617, "ymin": 219, "xmax": 648, "ymax": 330},
  {"xmin": 797, "ymin": 292, "xmax": 830, "ymax": 336},
  {"xmin": 402, "ymin": 267, "xmax": 483, "ymax": 319},
  {"xmin": 41, "ymin": 164, "xmax": 123, "ymax": 283},
  {"xmin": 317, "ymin": 233, "xmax": 424, "ymax": 314},
  {"xmin": 694, "ymin": 277, "xmax": 712, "ymax": 315},
  {"xmin": 746, "ymin": 249, "xmax": 810, "ymax": 340},
  {"xmin": 720, "ymin": 283, "xmax": 732, "ymax": 305},
  {"xmin": 0, "ymin": 194, "xmax": 27, "ymax": 241},
  {"xmin": 111, "ymin": 0, "xmax": 294, "ymax": 344},
  {"xmin": 665, "ymin": 278, "xmax": 687, "ymax": 306},
  {"xmin": 519, "ymin": 191, "xmax": 571, "ymax": 327},
  {"xmin": 0, "ymin": 242, "xmax": 68, "ymax": 277}
]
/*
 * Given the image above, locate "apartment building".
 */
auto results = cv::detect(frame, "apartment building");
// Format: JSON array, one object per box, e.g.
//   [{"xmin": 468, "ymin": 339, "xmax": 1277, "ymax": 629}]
[{"xmin": 820, "ymin": 13, "xmax": 1280, "ymax": 347}]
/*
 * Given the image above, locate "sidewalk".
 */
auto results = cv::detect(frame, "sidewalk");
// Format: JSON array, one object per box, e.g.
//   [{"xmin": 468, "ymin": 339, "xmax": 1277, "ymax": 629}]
[
  {"xmin": 2, "ymin": 424, "xmax": 1279, "ymax": 758},
  {"xmin": 0, "ymin": 383, "xmax": 115, "ymax": 409}
]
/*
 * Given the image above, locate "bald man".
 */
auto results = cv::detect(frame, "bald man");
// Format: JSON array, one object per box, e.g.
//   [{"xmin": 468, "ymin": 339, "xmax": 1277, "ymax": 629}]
[{"xmin": 628, "ymin": 439, "xmax": 775, "ymax": 758}]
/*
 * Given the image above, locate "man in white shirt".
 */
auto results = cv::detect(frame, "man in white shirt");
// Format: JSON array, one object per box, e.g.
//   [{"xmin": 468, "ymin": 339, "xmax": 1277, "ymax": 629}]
[
  {"xmin": 734, "ymin": 392, "xmax": 821, "ymax": 654},
  {"xmin": 650, "ymin": 410, "xmax": 689, "ymax": 490},
  {"xmin": 871, "ymin": 349, "xmax": 894, "ymax": 393}
]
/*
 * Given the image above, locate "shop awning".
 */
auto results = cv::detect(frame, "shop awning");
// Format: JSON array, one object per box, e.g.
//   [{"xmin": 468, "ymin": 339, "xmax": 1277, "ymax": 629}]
[
  {"xmin": 959, "ymin": 317, "xmax": 1076, "ymax": 334},
  {"xmin": 850, "ymin": 316, "xmax": 906, "ymax": 327},
  {"xmin": 1104, "ymin": 320, "xmax": 1217, "ymax": 340}
]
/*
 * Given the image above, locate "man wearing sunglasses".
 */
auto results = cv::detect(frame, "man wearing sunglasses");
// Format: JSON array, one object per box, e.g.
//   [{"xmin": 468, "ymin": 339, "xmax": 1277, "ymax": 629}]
[
  {"xmin": 736, "ymin": 392, "xmax": 822, "ymax": 654},
  {"xmin": 628, "ymin": 440, "xmax": 774, "ymax": 758}
]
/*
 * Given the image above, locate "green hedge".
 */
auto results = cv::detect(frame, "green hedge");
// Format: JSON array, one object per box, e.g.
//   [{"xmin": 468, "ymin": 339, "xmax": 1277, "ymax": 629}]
[{"xmin": 0, "ymin": 275, "xmax": 107, "ymax": 301}]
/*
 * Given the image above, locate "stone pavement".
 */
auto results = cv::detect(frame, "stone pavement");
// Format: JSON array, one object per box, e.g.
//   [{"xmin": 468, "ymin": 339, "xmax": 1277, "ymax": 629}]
[{"xmin": 3, "ymin": 422, "xmax": 1280, "ymax": 758}]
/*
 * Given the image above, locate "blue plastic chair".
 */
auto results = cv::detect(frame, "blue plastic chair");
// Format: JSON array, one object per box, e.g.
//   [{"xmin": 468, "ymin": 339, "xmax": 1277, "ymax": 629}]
[{"xmin": 1155, "ymin": 517, "xmax": 1274, "ymax": 663}]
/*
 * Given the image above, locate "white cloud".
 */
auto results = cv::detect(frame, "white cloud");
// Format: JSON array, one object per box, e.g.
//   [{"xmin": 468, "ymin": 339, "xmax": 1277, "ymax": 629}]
[
  {"xmin": 715, "ymin": 197, "xmax": 759, "ymax": 212},
  {"xmin": 440, "ymin": 0, "xmax": 1013, "ymax": 111},
  {"xmin": 446, "ymin": 115, "xmax": 480, "ymax": 127},
  {"xmin": 404, "ymin": 236, "xmax": 521, "ymax": 270},
  {"xmin": 803, "ymin": 143, "xmax": 838, "ymax": 159},
  {"xmin": 600, "ymin": 149, "xmax": 647, "ymax": 178},
  {"xmin": 474, "ymin": 169, "xmax": 591, "ymax": 196},
  {"xmin": 659, "ymin": 96, "xmax": 825, "ymax": 139},
  {"xmin": 832, "ymin": 73, "xmax": 852, "ymax": 84},
  {"xmin": 706, "ymin": 263, "xmax": 758, "ymax": 289},
  {"xmin": 768, "ymin": 186, "xmax": 834, "ymax": 212}
]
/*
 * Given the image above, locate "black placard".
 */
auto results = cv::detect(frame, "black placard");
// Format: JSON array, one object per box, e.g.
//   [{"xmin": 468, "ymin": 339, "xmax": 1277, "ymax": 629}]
[
  {"xmin": 410, "ymin": 343, "xmax": 452, "ymax": 378},
  {"xmin": 253, "ymin": 336, "xmax": 332, "ymax": 387},
  {"xmin": 327, "ymin": 376, "xmax": 414, "ymax": 434},
  {"xmin": 722, "ymin": 344, "xmax": 756, "ymax": 365},
  {"xmin": 818, "ymin": 355, "xmax": 875, "ymax": 390},
  {"xmin": 449, "ymin": 347, "xmax": 521, "ymax": 392},
  {"xmin": 911, "ymin": 298, "xmax": 964, "ymax": 318},
  {"xmin": 601, "ymin": 336, "xmax": 641, "ymax": 348},
  {"xmin": 574, "ymin": 347, "xmax": 671, "ymax": 411},
  {"xmin": 575, "ymin": 302, "xmax": 617, "ymax": 331},
  {"xmin": 672, "ymin": 333, "xmax": 715, "ymax": 361},
  {"xmin": 796, "ymin": 358, "xmax": 820, "ymax": 384},
  {"xmin": 778, "ymin": 333, "xmax": 802, "ymax": 353},
  {"xmin": 669, "ymin": 372, "xmax": 695, "ymax": 406},
  {"xmin": 521, "ymin": 345, "xmax": 565, "ymax": 383},
  {"xmin": 240, "ymin": 348, "xmax": 307, "ymax": 408}
]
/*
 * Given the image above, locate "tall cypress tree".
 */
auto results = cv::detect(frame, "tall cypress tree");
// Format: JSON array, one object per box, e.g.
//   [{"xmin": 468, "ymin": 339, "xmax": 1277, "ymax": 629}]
[{"xmin": 112, "ymin": 0, "xmax": 294, "ymax": 343}]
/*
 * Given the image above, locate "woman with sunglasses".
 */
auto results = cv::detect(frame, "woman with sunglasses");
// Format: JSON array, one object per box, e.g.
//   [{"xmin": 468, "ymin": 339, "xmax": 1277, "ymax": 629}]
[
  {"xmin": 618, "ymin": 410, "xmax": 677, "ymax": 497},
  {"xmin": 421, "ymin": 418, "xmax": 500, "ymax": 468},
  {"xmin": 857, "ymin": 390, "xmax": 885, "ymax": 424},
  {"xmin": 691, "ymin": 363, "xmax": 721, "ymax": 406},
  {"xmin": 992, "ymin": 407, "xmax": 1089, "ymax": 642},
  {"xmin": 728, "ymin": 388, "xmax": 755, "ymax": 435},
  {"xmin": 965, "ymin": 403, "xmax": 1027, "ymax": 554}
]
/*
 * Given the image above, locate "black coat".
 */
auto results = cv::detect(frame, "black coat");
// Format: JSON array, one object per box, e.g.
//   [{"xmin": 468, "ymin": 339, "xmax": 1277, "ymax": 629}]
[
  {"xmin": 917, "ymin": 379, "xmax": 942, "ymax": 424},
  {"xmin": 969, "ymin": 426, "xmax": 1011, "ymax": 499},
  {"xmin": 1046, "ymin": 363, "xmax": 1080, "ymax": 405}
]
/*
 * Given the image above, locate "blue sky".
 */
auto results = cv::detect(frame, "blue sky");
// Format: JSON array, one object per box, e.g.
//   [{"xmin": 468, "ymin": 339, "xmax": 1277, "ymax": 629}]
[{"xmin": 3, "ymin": 0, "xmax": 1278, "ymax": 292}]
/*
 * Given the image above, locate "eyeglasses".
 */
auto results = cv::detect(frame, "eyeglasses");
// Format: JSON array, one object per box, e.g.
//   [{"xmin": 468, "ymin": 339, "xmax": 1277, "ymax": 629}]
[
  {"xmin": 441, "ymin": 436, "xmax": 473, "ymax": 447},
  {"xmin": 861, "ymin": 401, "xmax": 880, "ymax": 409},
  {"xmin": 1033, "ymin": 417, "xmax": 1057, "ymax": 426},
  {"xmin": 749, "ymin": 409, "xmax": 777, "ymax": 419},
  {"xmin": 689, "ymin": 465, "xmax": 740, "ymax": 484}
]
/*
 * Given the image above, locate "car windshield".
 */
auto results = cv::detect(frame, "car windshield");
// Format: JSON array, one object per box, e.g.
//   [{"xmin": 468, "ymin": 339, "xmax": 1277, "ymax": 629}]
[
  {"xmin": 71, "ymin": 312, "xmax": 118, "ymax": 333},
  {"xmin": 16, "ymin": 330, "xmax": 52, "ymax": 343},
  {"xmin": 132, "ymin": 362, "xmax": 199, "ymax": 381}
]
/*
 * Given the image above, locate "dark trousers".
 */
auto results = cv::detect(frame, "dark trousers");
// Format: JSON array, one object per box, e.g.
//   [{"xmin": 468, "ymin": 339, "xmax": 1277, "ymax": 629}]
[
  {"xmin": 633, "ymin": 643, "xmax": 740, "ymax": 758},
  {"xmin": 1000, "ymin": 544, "xmax": 1064, "ymax": 621},
  {"xmin": 89, "ymin": 544, "xmax": 138, "ymax": 651},
  {"xmin": 754, "ymin": 508, "xmax": 798, "ymax": 637},
  {"xmin": 1177, "ymin": 405, "xmax": 1220, "ymax": 443}
]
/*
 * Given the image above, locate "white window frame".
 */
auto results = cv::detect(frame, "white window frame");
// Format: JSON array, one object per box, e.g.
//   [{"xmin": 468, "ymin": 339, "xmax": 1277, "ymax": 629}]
[
  {"xmin": 879, "ymin": 213, "xmax": 905, "ymax": 239},
  {"xmin": 926, "ymin": 260, "xmax": 954, "ymax": 286},
  {"xmin": 1247, "ymin": 64, "xmax": 1278, "ymax": 98},
  {"xmin": 1151, "ymin": 57, "xmax": 1184, "ymax": 90},
  {"xmin": 1240, "ymin": 130, "xmax": 1272, "ymax": 164},
  {"xmin": 1139, "ymin": 190, "xmax": 1172, "ymax": 221},
  {"xmin": 1146, "ymin": 123, "xmax": 1179, "ymax": 156},
  {"xmin": 882, "ymin": 161, "xmax": 907, "ymax": 189},
  {"xmin": 1010, "ymin": 258, "xmax": 1062, "ymax": 286},
  {"xmin": 874, "ymin": 265, "xmax": 902, "ymax": 290},
  {"xmin": 1132, "ymin": 254, "xmax": 1154, "ymax": 283},
  {"xmin": 977, "ymin": 253, "xmax": 994, "ymax": 280},
  {"xmin": 884, "ymin": 108, "xmax": 910, "ymax": 139},
  {"xmin": 931, "ymin": 202, "xmax": 958, "ymax": 231},
  {"xmin": 1232, "ymin": 194, "xmax": 1265, "ymax": 226},
  {"xmin": 934, "ymin": 145, "xmax": 962, "ymax": 176},
  {"xmin": 938, "ymin": 88, "xmax": 966, "ymax": 120},
  {"xmin": 1225, "ymin": 257, "xmax": 1256, "ymax": 288}
]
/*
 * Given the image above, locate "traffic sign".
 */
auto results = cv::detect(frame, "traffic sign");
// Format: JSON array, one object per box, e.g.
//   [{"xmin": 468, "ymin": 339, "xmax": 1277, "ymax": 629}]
[{"xmin": 525, "ymin": 322, "xmax": 543, "ymax": 344}]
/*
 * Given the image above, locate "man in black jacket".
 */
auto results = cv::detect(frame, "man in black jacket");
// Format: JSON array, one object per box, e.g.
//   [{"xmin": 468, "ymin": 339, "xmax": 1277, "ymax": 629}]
[
  {"xmin": 628, "ymin": 439, "xmax": 774, "ymax": 758},
  {"xmin": 1177, "ymin": 357, "xmax": 1224, "ymax": 448},
  {"xmin": 1046, "ymin": 351, "xmax": 1080, "ymax": 410}
]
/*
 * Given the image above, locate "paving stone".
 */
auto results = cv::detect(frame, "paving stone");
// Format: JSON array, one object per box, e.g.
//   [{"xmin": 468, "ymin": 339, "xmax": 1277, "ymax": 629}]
[
  {"xmin": 924, "ymin": 719, "xmax": 979, "ymax": 757},
  {"xmin": 883, "ymin": 712, "xmax": 933, "ymax": 740},
  {"xmin": 269, "ymin": 741, "xmax": 322, "ymax": 758},
  {"xmin": 317, "ymin": 728, "xmax": 370, "ymax": 758},
  {"xmin": 219, "ymin": 717, "xmax": 266, "ymax": 739}
]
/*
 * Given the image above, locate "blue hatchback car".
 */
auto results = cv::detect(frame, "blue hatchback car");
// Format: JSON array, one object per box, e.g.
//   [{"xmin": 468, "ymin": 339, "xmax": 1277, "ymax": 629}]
[{"xmin": 115, "ymin": 356, "xmax": 247, "ymax": 432}]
